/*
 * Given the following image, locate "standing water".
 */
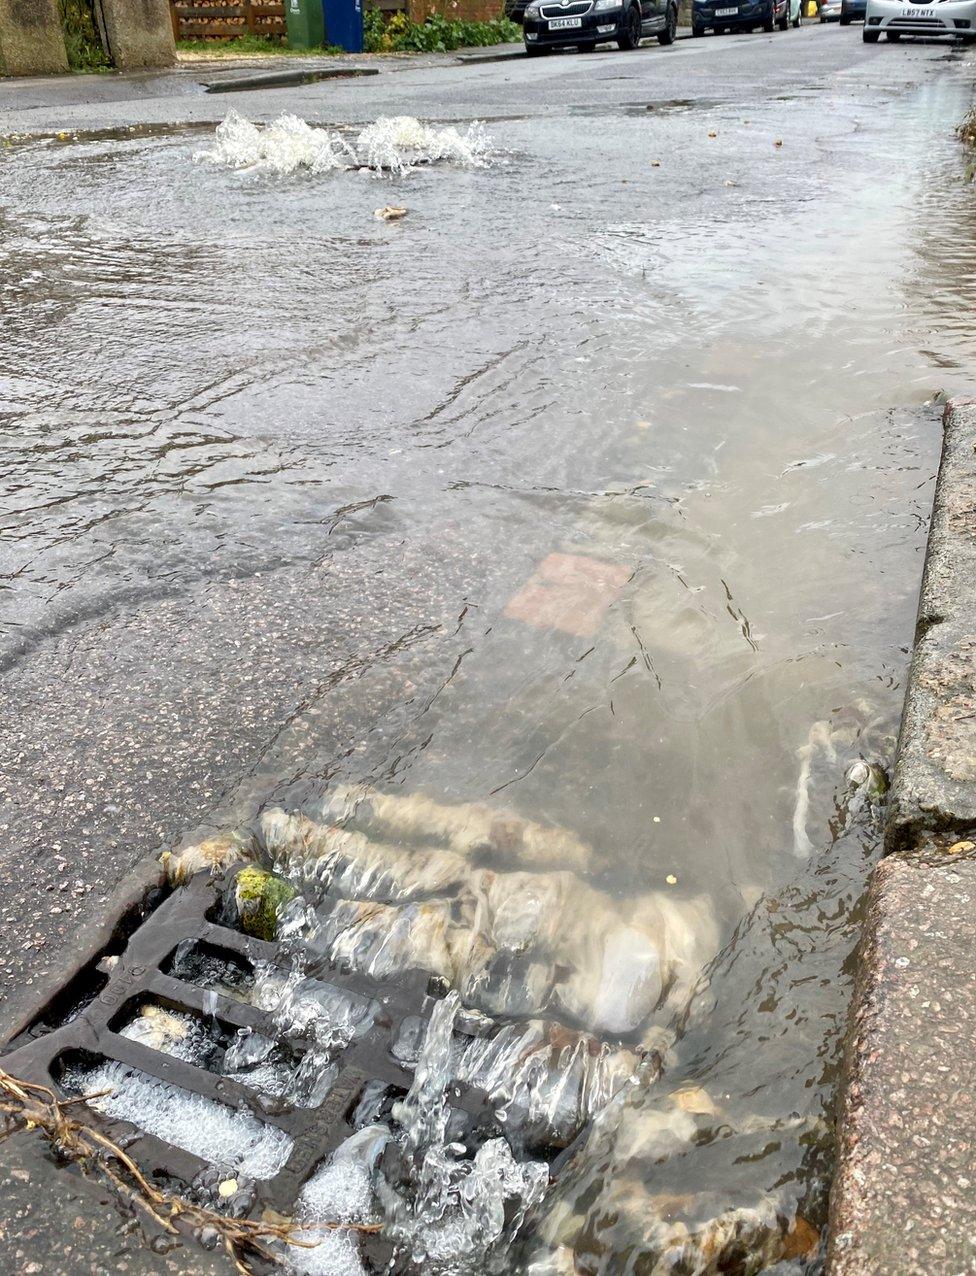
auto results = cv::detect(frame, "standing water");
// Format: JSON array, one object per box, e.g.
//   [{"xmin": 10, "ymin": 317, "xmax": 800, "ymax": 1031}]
[{"xmin": 3, "ymin": 41, "xmax": 976, "ymax": 1276}]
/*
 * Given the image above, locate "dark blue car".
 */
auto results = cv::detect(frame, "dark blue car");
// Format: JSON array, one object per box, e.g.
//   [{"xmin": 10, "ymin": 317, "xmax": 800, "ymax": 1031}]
[{"xmin": 839, "ymin": 0, "xmax": 866, "ymax": 21}]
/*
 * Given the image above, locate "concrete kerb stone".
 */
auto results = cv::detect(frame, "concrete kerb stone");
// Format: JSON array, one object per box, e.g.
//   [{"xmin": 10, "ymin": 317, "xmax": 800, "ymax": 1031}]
[
  {"xmin": 0, "ymin": 0, "xmax": 68, "ymax": 77},
  {"xmin": 828, "ymin": 844, "xmax": 976, "ymax": 1276},
  {"xmin": 827, "ymin": 399, "xmax": 976, "ymax": 1276},
  {"xmin": 205, "ymin": 65, "xmax": 380, "ymax": 92},
  {"xmin": 887, "ymin": 399, "xmax": 976, "ymax": 852}
]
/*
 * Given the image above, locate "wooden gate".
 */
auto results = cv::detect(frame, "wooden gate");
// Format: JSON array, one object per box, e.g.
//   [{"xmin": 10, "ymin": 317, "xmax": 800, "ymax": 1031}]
[{"xmin": 169, "ymin": 0, "xmax": 287, "ymax": 41}]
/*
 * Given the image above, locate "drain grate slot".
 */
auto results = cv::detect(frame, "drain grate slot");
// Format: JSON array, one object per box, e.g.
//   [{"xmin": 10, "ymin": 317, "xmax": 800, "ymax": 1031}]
[{"xmin": 0, "ymin": 865, "xmax": 494, "ymax": 1237}]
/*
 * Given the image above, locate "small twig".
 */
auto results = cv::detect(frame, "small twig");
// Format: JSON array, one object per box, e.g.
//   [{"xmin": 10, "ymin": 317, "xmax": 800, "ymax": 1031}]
[{"xmin": 0, "ymin": 1068, "xmax": 381, "ymax": 1274}]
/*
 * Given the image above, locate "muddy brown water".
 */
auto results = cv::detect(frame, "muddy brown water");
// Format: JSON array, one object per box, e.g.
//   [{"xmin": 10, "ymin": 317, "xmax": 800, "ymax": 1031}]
[{"xmin": 2, "ymin": 47, "xmax": 976, "ymax": 1274}]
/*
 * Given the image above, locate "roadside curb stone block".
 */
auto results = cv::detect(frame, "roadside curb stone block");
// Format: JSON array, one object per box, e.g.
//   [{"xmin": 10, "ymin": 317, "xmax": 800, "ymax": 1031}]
[
  {"xmin": 828, "ymin": 848, "xmax": 976, "ymax": 1276},
  {"xmin": 0, "ymin": 0, "xmax": 68, "ymax": 77},
  {"xmin": 887, "ymin": 400, "xmax": 976, "ymax": 851},
  {"xmin": 96, "ymin": 0, "xmax": 175, "ymax": 70},
  {"xmin": 829, "ymin": 398, "xmax": 976, "ymax": 1275}
]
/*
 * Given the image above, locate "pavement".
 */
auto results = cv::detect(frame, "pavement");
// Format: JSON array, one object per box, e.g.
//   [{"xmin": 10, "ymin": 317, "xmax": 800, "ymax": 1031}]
[
  {"xmin": 2, "ymin": 22, "xmax": 976, "ymax": 1275},
  {"xmin": 828, "ymin": 401, "xmax": 976, "ymax": 1276}
]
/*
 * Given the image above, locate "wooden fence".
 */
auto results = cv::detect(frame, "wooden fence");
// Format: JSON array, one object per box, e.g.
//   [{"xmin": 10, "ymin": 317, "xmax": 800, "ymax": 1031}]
[
  {"xmin": 169, "ymin": 1, "xmax": 287, "ymax": 41},
  {"xmin": 169, "ymin": 0, "xmax": 497, "ymax": 41}
]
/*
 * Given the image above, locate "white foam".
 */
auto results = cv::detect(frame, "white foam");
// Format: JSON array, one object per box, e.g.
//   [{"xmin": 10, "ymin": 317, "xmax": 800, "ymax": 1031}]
[
  {"xmin": 286, "ymin": 1128, "xmax": 386, "ymax": 1275},
  {"xmin": 62, "ymin": 1059, "xmax": 293, "ymax": 1179},
  {"xmin": 196, "ymin": 111, "xmax": 492, "ymax": 177}
]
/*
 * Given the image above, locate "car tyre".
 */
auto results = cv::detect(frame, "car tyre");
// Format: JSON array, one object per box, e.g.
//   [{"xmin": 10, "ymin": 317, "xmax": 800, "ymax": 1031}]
[
  {"xmin": 762, "ymin": 5, "xmax": 775, "ymax": 28},
  {"xmin": 658, "ymin": 3, "xmax": 678, "ymax": 41},
  {"xmin": 862, "ymin": 25, "xmax": 878, "ymax": 37},
  {"xmin": 839, "ymin": 11, "xmax": 850, "ymax": 21},
  {"xmin": 617, "ymin": 3, "xmax": 643, "ymax": 46}
]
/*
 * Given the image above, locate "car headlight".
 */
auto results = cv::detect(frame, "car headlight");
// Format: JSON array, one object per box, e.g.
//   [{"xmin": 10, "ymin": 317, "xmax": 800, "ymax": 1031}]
[
  {"xmin": 525, "ymin": 2, "xmax": 542, "ymax": 14},
  {"xmin": 595, "ymin": 0, "xmax": 620, "ymax": 11}
]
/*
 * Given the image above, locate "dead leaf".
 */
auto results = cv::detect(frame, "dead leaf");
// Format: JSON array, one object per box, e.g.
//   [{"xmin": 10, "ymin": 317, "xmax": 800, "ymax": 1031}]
[
  {"xmin": 948, "ymin": 840, "xmax": 976, "ymax": 855},
  {"xmin": 782, "ymin": 1216, "xmax": 820, "ymax": 1260},
  {"xmin": 670, "ymin": 1085, "xmax": 719, "ymax": 1116},
  {"xmin": 374, "ymin": 205, "xmax": 407, "ymax": 221},
  {"xmin": 774, "ymin": 138, "xmax": 784, "ymax": 147}
]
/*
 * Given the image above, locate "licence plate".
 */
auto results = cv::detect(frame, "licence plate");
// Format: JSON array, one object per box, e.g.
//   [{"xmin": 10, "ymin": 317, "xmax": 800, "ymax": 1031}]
[
  {"xmin": 715, "ymin": 7, "xmax": 738, "ymax": 15},
  {"xmin": 904, "ymin": 7, "xmax": 930, "ymax": 13},
  {"xmin": 549, "ymin": 16, "xmax": 582, "ymax": 26}
]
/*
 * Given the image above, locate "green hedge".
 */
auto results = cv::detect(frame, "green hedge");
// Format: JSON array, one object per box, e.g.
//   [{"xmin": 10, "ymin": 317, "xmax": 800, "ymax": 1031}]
[
  {"xmin": 59, "ymin": 0, "xmax": 111, "ymax": 71},
  {"xmin": 363, "ymin": 9, "xmax": 520, "ymax": 51}
]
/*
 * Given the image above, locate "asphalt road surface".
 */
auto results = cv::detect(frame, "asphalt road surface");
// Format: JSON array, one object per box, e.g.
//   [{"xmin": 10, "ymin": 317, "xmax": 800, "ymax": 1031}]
[{"xmin": 2, "ymin": 23, "xmax": 976, "ymax": 1274}]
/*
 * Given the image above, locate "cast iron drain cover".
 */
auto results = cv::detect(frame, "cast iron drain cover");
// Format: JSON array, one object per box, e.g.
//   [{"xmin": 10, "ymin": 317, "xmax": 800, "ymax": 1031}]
[{"xmin": 0, "ymin": 865, "xmax": 501, "ymax": 1271}]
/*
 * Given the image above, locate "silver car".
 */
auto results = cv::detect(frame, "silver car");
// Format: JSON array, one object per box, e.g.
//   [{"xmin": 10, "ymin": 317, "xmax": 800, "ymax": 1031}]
[{"xmin": 863, "ymin": 0, "xmax": 976, "ymax": 40}]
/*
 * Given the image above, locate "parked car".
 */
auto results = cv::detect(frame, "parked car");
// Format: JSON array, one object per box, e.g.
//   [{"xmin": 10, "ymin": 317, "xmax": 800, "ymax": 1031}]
[
  {"xmin": 522, "ymin": 0, "xmax": 679, "ymax": 53},
  {"xmin": 777, "ymin": 0, "xmax": 802, "ymax": 27},
  {"xmin": 819, "ymin": 0, "xmax": 841, "ymax": 17},
  {"xmin": 862, "ymin": 0, "xmax": 976, "ymax": 40},
  {"xmin": 839, "ymin": 0, "xmax": 866, "ymax": 21},
  {"xmin": 692, "ymin": 0, "xmax": 798, "ymax": 32}
]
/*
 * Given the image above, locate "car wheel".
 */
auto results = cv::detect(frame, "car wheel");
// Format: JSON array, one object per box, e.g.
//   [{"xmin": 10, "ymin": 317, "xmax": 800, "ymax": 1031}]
[
  {"xmin": 763, "ymin": 6, "xmax": 775, "ymax": 29},
  {"xmin": 862, "ymin": 25, "xmax": 878, "ymax": 37},
  {"xmin": 839, "ymin": 11, "xmax": 850, "ymax": 21},
  {"xmin": 777, "ymin": 11, "xmax": 788, "ymax": 26},
  {"xmin": 886, "ymin": 28, "xmax": 900, "ymax": 37},
  {"xmin": 658, "ymin": 3, "xmax": 678, "ymax": 42},
  {"xmin": 617, "ymin": 3, "xmax": 643, "ymax": 46}
]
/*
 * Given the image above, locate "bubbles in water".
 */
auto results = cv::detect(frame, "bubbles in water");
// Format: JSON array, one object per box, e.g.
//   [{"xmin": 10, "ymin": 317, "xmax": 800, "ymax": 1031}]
[
  {"xmin": 61, "ymin": 1059, "xmax": 294, "ymax": 1179},
  {"xmin": 195, "ymin": 111, "xmax": 493, "ymax": 177}
]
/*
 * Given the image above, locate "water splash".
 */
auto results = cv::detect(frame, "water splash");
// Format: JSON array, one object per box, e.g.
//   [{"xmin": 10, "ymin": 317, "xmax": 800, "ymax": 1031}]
[{"xmin": 195, "ymin": 111, "xmax": 493, "ymax": 177}]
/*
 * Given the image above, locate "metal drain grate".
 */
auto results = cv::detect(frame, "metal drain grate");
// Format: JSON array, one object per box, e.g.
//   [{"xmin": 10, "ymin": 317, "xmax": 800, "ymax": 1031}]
[{"xmin": 0, "ymin": 866, "xmax": 501, "ymax": 1270}]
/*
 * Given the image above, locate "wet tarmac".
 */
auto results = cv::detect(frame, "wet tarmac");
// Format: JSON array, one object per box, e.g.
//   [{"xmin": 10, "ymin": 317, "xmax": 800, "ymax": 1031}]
[{"xmin": 2, "ymin": 23, "xmax": 976, "ymax": 1274}]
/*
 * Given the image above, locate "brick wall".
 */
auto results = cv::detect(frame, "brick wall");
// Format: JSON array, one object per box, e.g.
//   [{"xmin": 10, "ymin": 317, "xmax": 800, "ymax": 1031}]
[{"xmin": 406, "ymin": 0, "xmax": 506, "ymax": 23}]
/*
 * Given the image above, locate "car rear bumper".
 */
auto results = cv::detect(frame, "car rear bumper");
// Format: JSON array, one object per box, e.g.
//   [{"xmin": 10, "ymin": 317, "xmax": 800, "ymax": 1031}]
[
  {"xmin": 524, "ymin": 5, "xmax": 625, "ymax": 43},
  {"xmin": 693, "ymin": 0, "xmax": 771, "ymax": 25},
  {"xmin": 865, "ymin": 0, "xmax": 976, "ymax": 30}
]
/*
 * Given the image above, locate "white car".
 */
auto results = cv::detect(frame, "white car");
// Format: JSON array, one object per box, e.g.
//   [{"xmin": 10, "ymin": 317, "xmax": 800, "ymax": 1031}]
[{"xmin": 863, "ymin": 0, "xmax": 976, "ymax": 40}]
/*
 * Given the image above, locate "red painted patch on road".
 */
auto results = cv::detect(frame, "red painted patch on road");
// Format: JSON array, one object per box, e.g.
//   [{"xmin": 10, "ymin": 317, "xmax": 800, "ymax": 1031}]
[{"xmin": 504, "ymin": 552, "xmax": 630, "ymax": 638}]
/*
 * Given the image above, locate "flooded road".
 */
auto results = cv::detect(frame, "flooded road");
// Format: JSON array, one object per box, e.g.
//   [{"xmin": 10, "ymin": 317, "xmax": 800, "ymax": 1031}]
[{"xmin": 3, "ymin": 24, "xmax": 976, "ymax": 1274}]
